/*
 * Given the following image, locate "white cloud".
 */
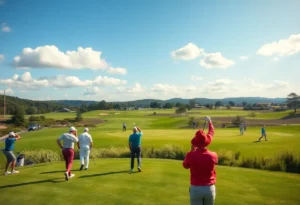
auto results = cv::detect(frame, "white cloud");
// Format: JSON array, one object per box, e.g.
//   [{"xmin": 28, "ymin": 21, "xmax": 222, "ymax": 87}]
[
  {"xmin": 200, "ymin": 52, "xmax": 235, "ymax": 69},
  {"xmin": 0, "ymin": 54, "xmax": 4, "ymax": 62},
  {"xmin": 273, "ymin": 57, "xmax": 279, "ymax": 62},
  {"xmin": 257, "ymin": 33, "xmax": 300, "ymax": 57},
  {"xmin": 82, "ymin": 87, "xmax": 101, "ymax": 96},
  {"xmin": 50, "ymin": 75, "xmax": 91, "ymax": 88},
  {"xmin": 190, "ymin": 75, "xmax": 203, "ymax": 81},
  {"xmin": 206, "ymin": 79, "xmax": 234, "ymax": 92},
  {"xmin": 13, "ymin": 45, "xmax": 108, "ymax": 70},
  {"xmin": 0, "ymin": 72, "xmax": 49, "ymax": 89},
  {"xmin": 240, "ymin": 56, "xmax": 248, "ymax": 60},
  {"xmin": 107, "ymin": 67, "xmax": 127, "ymax": 75},
  {"xmin": 248, "ymin": 79, "xmax": 289, "ymax": 91},
  {"xmin": 93, "ymin": 76, "xmax": 126, "ymax": 86},
  {"xmin": 0, "ymin": 88, "xmax": 14, "ymax": 95},
  {"xmin": 171, "ymin": 43, "xmax": 204, "ymax": 60},
  {"xmin": 151, "ymin": 84, "xmax": 178, "ymax": 93},
  {"xmin": 1, "ymin": 23, "xmax": 11, "ymax": 32},
  {"xmin": 0, "ymin": 72, "xmax": 127, "ymax": 90},
  {"xmin": 186, "ymin": 85, "xmax": 198, "ymax": 92}
]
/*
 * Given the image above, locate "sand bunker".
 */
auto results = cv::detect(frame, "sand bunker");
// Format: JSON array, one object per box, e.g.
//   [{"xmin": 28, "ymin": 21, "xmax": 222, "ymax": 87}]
[
  {"xmin": 114, "ymin": 113, "xmax": 120, "ymax": 114},
  {"xmin": 99, "ymin": 113, "xmax": 108, "ymax": 115}
]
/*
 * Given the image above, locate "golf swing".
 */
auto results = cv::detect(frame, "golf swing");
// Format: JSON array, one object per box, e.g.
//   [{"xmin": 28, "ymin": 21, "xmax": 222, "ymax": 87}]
[{"xmin": 2, "ymin": 132, "xmax": 21, "ymax": 175}]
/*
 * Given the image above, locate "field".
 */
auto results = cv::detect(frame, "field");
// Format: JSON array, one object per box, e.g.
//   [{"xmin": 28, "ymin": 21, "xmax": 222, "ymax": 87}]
[
  {"xmin": 0, "ymin": 159, "xmax": 300, "ymax": 205},
  {"xmin": 1, "ymin": 109, "xmax": 300, "ymax": 205}
]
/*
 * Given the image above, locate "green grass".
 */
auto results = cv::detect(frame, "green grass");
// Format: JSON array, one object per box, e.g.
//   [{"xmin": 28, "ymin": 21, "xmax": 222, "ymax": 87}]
[
  {"xmin": 0, "ymin": 159, "xmax": 299, "ymax": 205},
  {"xmin": 1, "ymin": 125, "xmax": 300, "ymax": 166},
  {"xmin": 248, "ymin": 110, "xmax": 299, "ymax": 119}
]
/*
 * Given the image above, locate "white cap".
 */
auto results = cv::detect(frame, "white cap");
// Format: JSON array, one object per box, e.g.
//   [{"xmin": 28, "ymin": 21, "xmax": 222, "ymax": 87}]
[
  {"xmin": 84, "ymin": 127, "xmax": 89, "ymax": 132},
  {"xmin": 69, "ymin": 126, "xmax": 77, "ymax": 132},
  {"xmin": 8, "ymin": 131, "xmax": 16, "ymax": 137}
]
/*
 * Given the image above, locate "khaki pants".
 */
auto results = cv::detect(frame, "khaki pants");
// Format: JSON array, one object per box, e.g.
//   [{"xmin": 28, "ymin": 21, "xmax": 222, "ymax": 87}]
[{"xmin": 190, "ymin": 185, "xmax": 216, "ymax": 205}]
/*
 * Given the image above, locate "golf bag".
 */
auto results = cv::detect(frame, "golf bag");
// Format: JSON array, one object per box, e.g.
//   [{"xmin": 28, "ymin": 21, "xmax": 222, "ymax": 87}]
[{"xmin": 16, "ymin": 153, "xmax": 25, "ymax": 167}]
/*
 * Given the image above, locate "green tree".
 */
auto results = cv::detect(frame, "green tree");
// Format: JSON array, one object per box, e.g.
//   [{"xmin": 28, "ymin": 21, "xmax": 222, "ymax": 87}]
[
  {"xmin": 215, "ymin": 101, "xmax": 223, "ymax": 108},
  {"xmin": 287, "ymin": 93, "xmax": 300, "ymax": 113},
  {"xmin": 150, "ymin": 101, "xmax": 160, "ymax": 108},
  {"xmin": 75, "ymin": 110, "xmax": 83, "ymax": 122},
  {"xmin": 175, "ymin": 105, "xmax": 186, "ymax": 116},
  {"xmin": 26, "ymin": 106, "xmax": 37, "ymax": 114},
  {"xmin": 11, "ymin": 106, "xmax": 25, "ymax": 126},
  {"xmin": 163, "ymin": 102, "xmax": 173, "ymax": 109}
]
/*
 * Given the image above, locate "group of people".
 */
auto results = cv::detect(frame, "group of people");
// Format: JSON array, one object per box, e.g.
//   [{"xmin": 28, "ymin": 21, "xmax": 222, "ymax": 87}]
[{"xmin": 2, "ymin": 116, "xmax": 270, "ymax": 205}]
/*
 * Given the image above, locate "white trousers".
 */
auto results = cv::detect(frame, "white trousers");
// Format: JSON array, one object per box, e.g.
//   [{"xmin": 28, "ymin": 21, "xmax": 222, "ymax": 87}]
[
  {"xmin": 190, "ymin": 185, "xmax": 216, "ymax": 205},
  {"xmin": 80, "ymin": 146, "xmax": 90, "ymax": 168}
]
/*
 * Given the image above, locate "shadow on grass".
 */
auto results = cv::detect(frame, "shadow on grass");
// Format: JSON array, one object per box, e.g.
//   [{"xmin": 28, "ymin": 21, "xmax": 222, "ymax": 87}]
[
  {"xmin": 0, "ymin": 178, "xmax": 65, "ymax": 189},
  {"xmin": 79, "ymin": 170, "xmax": 129, "ymax": 178},
  {"xmin": 40, "ymin": 170, "xmax": 64, "ymax": 174},
  {"xmin": 252, "ymin": 140, "xmax": 261, "ymax": 143}
]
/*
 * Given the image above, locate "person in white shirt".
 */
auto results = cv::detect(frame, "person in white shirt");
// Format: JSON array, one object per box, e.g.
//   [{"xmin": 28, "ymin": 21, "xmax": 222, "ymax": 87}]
[
  {"xmin": 77, "ymin": 128, "xmax": 93, "ymax": 170},
  {"xmin": 57, "ymin": 126, "xmax": 78, "ymax": 181}
]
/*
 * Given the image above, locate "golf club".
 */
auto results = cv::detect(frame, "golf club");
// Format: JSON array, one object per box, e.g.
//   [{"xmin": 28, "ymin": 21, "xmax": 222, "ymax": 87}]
[{"xmin": 203, "ymin": 118, "xmax": 207, "ymax": 131}]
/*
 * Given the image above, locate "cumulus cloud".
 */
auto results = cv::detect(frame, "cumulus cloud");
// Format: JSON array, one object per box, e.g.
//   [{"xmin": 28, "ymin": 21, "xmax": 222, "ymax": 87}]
[
  {"xmin": 0, "ymin": 88, "xmax": 14, "ymax": 95},
  {"xmin": 1, "ymin": 23, "xmax": 11, "ymax": 32},
  {"xmin": 171, "ymin": 43, "xmax": 204, "ymax": 60},
  {"xmin": 0, "ymin": 72, "xmax": 49, "ymax": 89},
  {"xmin": 206, "ymin": 79, "xmax": 233, "ymax": 92},
  {"xmin": 151, "ymin": 84, "xmax": 178, "ymax": 93},
  {"xmin": 0, "ymin": 54, "xmax": 4, "ymax": 62},
  {"xmin": 257, "ymin": 34, "xmax": 300, "ymax": 57},
  {"xmin": 190, "ymin": 75, "xmax": 203, "ymax": 81},
  {"xmin": 82, "ymin": 87, "xmax": 101, "ymax": 96},
  {"xmin": 107, "ymin": 67, "xmax": 127, "ymax": 75},
  {"xmin": 13, "ymin": 45, "xmax": 108, "ymax": 70},
  {"xmin": 240, "ymin": 56, "xmax": 248, "ymax": 60},
  {"xmin": 248, "ymin": 79, "xmax": 289, "ymax": 91},
  {"xmin": 186, "ymin": 85, "xmax": 198, "ymax": 92},
  {"xmin": 200, "ymin": 52, "xmax": 235, "ymax": 69},
  {"xmin": 117, "ymin": 83, "xmax": 144, "ymax": 93},
  {"xmin": 0, "ymin": 72, "xmax": 127, "ymax": 90}
]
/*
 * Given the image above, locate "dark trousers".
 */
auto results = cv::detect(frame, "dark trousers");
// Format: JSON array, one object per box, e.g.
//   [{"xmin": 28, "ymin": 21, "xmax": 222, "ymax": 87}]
[
  {"xmin": 62, "ymin": 148, "xmax": 74, "ymax": 176},
  {"xmin": 130, "ymin": 147, "xmax": 141, "ymax": 169}
]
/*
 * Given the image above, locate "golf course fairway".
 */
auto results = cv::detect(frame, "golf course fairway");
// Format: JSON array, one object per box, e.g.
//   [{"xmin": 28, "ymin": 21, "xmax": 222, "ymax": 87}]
[{"xmin": 0, "ymin": 158, "xmax": 299, "ymax": 205}]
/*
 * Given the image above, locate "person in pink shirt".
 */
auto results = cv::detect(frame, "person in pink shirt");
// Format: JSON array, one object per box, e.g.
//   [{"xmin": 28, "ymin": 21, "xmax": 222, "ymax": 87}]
[{"xmin": 183, "ymin": 116, "xmax": 218, "ymax": 205}]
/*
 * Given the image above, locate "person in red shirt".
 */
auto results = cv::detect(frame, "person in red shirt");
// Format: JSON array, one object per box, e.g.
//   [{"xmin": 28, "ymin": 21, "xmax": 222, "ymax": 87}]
[{"xmin": 183, "ymin": 116, "xmax": 218, "ymax": 205}]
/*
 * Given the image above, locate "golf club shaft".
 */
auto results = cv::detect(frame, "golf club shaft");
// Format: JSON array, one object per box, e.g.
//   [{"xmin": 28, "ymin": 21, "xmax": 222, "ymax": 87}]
[{"xmin": 203, "ymin": 120, "xmax": 206, "ymax": 131}]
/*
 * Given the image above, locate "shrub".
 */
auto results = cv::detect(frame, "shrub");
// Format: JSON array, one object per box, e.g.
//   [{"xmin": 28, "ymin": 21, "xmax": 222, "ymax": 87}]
[
  {"xmin": 22, "ymin": 149, "xmax": 62, "ymax": 165},
  {"xmin": 218, "ymin": 150, "xmax": 239, "ymax": 166},
  {"xmin": 231, "ymin": 115, "xmax": 244, "ymax": 126}
]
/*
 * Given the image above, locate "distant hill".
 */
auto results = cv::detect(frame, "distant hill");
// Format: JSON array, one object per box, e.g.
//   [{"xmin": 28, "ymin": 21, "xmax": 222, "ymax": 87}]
[{"xmin": 0, "ymin": 96, "xmax": 287, "ymax": 113}]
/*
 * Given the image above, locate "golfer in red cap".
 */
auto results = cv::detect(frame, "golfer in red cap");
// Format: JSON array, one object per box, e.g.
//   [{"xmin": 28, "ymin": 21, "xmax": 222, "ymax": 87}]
[{"xmin": 183, "ymin": 116, "xmax": 218, "ymax": 205}]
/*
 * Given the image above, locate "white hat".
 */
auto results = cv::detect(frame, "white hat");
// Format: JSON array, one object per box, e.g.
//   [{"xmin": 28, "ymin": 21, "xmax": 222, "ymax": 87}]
[
  {"xmin": 84, "ymin": 127, "xmax": 89, "ymax": 132},
  {"xmin": 8, "ymin": 132, "xmax": 16, "ymax": 137},
  {"xmin": 69, "ymin": 126, "xmax": 77, "ymax": 132}
]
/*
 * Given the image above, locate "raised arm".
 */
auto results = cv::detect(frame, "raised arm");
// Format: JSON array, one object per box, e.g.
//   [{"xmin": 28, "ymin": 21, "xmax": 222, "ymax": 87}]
[
  {"xmin": 136, "ymin": 126, "xmax": 142, "ymax": 132},
  {"xmin": 15, "ymin": 134, "xmax": 21, "ymax": 140},
  {"xmin": 205, "ymin": 116, "xmax": 214, "ymax": 145}
]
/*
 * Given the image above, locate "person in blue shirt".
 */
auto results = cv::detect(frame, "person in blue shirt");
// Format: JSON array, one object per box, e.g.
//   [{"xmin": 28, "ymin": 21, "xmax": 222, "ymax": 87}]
[
  {"xmin": 128, "ymin": 126, "xmax": 143, "ymax": 173},
  {"xmin": 258, "ymin": 125, "xmax": 268, "ymax": 141},
  {"xmin": 2, "ymin": 132, "xmax": 21, "ymax": 175}
]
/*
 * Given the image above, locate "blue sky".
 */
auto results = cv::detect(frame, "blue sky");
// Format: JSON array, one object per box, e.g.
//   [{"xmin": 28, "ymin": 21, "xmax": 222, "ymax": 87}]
[{"xmin": 0, "ymin": 0, "xmax": 299, "ymax": 101}]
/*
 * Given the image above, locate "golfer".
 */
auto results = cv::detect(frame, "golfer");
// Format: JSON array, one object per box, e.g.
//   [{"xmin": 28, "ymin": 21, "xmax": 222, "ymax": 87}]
[
  {"xmin": 183, "ymin": 116, "xmax": 218, "ymax": 205},
  {"xmin": 128, "ymin": 126, "xmax": 142, "ymax": 173},
  {"xmin": 239, "ymin": 122, "xmax": 244, "ymax": 135},
  {"xmin": 258, "ymin": 125, "xmax": 268, "ymax": 141},
  {"xmin": 78, "ymin": 128, "xmax": 93, "ymax": 170},
  {"xmin": 123, "ymin": 122, "xmax": 127, "ymax": 132},
  {"xmin": 57, "ymin": 126, "xmax": 78, "ymax": 181},
  {"xmin": 2, "ymin": 132, "xmax": 21, "ymax": 175}
]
